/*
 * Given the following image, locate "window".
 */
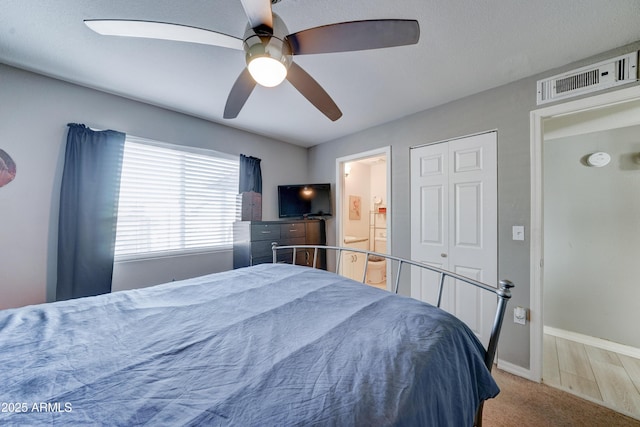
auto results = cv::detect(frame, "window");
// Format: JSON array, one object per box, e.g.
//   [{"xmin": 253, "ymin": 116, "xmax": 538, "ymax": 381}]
[{"xmin": 115, "ymin": 136, "xmax": 239, "ymax": 259}]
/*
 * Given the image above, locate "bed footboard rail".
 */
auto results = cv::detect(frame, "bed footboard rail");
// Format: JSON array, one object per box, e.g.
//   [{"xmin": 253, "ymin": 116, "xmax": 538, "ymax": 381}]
[{"xmin": 271, "ymin": 243, "xmax": 513, "ymax": 373}]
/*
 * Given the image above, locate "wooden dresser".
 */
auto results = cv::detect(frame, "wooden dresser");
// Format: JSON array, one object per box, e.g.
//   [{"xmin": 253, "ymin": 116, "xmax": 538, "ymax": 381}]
[{"xmin": 233, "ymin": 219, "xmax": 326, "ymax": 269}]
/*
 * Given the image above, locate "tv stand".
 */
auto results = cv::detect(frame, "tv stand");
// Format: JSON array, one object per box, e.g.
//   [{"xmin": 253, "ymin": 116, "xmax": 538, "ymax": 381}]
[{"xmin": 233, "ymin": 219, "xmax": 326, "ymax": 269}]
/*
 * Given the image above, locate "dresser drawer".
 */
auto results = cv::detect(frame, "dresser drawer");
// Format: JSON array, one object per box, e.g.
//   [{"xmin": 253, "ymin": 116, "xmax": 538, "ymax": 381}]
[
  {"xmin": 251, "ymin": 240, "xmax": 278, "ymax": 256},
  {"xmin": 252, "ymin": 251, "xmax": 292, "ymax": 266},
  {"xmin": 251, "ymin": 236, "xmax": 306, "ymax": 257},
  {"xmin": 280, "ymin": 223, "xmax": 305, "ymax": 239},
  {"xmin": 251, "ymin": 224, "xmax": 281, "ymax": 241}
]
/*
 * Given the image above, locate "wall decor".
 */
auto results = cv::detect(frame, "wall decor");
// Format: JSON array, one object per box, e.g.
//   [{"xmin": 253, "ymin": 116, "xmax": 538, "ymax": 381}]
[
  {"xmin": 0, "ymin": 149, "xmax": 17, "ymax": 188},
  {"xmin": 349, "ymin": 195, "xmax": 361, "ymax": 220}
]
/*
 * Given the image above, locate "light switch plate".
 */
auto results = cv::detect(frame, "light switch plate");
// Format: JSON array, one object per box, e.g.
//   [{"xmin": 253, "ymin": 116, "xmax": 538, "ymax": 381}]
[{"xmin": 512, "ymin": 225, "xmax": 525, "ymax": 241}]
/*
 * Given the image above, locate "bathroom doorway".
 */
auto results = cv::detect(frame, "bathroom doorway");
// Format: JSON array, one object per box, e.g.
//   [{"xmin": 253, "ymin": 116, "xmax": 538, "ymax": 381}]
[{"xmin": 336, "ymin": 147, "xmax": 391, "ymax": 290}]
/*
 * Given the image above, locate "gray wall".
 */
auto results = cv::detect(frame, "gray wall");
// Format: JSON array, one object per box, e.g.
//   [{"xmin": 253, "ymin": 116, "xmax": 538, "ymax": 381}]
[
  {"xmin": 0, "ymin": 63, "xmax": 308, "ymax": 309},
  {"xmin": 309, "ymin": 41, "xmax": 640, "ymax": 369},
  {"xmin": 544, "ymin": 125, "xmax": 640, "ymax": 348}
]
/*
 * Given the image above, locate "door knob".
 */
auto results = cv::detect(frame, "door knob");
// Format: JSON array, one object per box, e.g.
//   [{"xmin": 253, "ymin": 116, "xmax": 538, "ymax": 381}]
[{"xmin": 440, "ymin": 253, "xmax": 447, "ymax": 258}]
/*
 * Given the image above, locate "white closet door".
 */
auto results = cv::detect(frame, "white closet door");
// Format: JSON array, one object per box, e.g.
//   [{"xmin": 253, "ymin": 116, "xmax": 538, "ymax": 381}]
[{"xmin": 410, "ymin": 131, "xmax": 497, "ymax": 347}]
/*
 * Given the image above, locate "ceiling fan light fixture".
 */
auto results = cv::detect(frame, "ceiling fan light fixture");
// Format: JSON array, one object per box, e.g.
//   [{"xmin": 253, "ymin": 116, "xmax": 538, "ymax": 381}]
[
  {"xmin": 243, "ymin": 14, "xmax": 291, "ymax": 88},
  {"xmin": 248, "ymin": 56, "xmax": 287, "ymax": 87}
]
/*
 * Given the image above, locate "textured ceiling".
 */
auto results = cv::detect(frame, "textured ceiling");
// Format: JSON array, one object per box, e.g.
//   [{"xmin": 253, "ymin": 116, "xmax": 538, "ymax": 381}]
[{"xmin": 1, "ymin": 0, "xmax": 640, "ymax": 147}]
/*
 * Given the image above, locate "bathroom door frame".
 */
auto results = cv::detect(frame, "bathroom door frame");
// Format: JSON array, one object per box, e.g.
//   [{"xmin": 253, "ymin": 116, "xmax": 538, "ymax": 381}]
[{"xmin": 336, "ymin": 146, "xmax": 392, "ymax": 290}]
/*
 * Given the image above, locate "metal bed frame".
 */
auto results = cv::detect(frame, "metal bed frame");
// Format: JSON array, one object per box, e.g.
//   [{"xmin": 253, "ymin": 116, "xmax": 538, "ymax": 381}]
[{"xmin": 272, "ymin": 243, "xmax": 513, "ymax": 427}]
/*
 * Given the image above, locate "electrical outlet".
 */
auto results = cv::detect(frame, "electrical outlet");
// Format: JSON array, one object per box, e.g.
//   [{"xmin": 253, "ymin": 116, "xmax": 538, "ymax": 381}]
[
  {"xmin": 512, "ymin": 226, "xmax": 525, "ymax": 241},
  {"xmin": 514, "ymin": 306, "xmax": 527, "ymax": 325}
]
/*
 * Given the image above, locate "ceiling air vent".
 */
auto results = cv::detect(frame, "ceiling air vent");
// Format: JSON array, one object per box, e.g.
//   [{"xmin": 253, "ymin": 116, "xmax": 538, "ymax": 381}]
[{"xmin": 537, "ymin": 52, "xmax": 638, "ymax": 105}]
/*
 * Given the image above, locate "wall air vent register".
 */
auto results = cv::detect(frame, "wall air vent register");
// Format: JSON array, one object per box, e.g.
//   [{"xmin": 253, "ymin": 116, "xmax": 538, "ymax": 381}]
[{"xmin": 537, "ymin": 52, "xmax": 638, "ymax": 105}]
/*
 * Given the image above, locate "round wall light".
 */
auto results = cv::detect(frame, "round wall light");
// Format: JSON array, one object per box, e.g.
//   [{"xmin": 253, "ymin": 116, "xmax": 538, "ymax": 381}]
[{"xmin": 586, "ymin": 152, "xmax": 611, "ymax": 167}]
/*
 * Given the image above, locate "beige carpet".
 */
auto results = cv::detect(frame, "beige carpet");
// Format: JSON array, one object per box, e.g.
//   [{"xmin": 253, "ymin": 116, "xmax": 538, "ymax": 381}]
[{"xmin": 482, "ymin": 368, "xmax": 640, "ymax": 426}]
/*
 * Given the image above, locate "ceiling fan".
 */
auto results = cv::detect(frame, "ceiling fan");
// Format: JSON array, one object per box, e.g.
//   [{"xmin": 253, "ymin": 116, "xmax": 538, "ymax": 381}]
[{"xmin": 85, "ymin": 0, "xmax": 420, "ymax": 121}]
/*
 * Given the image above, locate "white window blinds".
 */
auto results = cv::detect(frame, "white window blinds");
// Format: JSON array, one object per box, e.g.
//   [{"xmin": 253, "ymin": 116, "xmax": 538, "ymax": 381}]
[{"xmin": 115, "ymin": 137, "xmax": 239, "ymax": 259}]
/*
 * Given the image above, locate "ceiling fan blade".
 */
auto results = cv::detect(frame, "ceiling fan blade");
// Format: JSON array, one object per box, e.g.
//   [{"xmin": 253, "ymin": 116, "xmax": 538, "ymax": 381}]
[
  {"xmin": 287, "ymin": 19, "xmax": 419, "ymax": 55},
  {"xmin": 224, "ymin": 68, "xmax": 257, "ymax": 119},
  {"xmin": 286, "ymin": 62, "xmax": 342, "ymax": 121},
  {"xmin": 240, "ymin": 0, "xmax": 273, "ymax": 30},
  {"xmin": 84, "ymin": 20, "xmax": 243, "ymax": 51}
]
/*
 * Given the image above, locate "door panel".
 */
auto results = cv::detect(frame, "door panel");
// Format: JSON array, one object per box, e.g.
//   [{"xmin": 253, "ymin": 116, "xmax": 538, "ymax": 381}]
[
  {"xmin": 454, "ymin": 147, "xmax": 483, "ymax": 172},
  {"xmin": 453, "ymin": 265, "xmax": 482, "ymax": 335},
  {"xmin": 411, "ymin": 142, "xmax": 449, "ymax": 285},
  {"xmin": 454, "ymin": 182, "xmax": 482, "ymax": 247},
  {"xmin": 411, "ymin": 131, "xmax": 497, "ymax": 347},
  {"xmin": 412, "ymin": 262, "xmax": 445, "ymax": 305},
  {"xmin": 420, "ymin": 185, "xmax": 444, "ymax": 244}
]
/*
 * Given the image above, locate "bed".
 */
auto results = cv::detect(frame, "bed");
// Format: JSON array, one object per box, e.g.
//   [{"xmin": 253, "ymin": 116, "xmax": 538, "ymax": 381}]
[{"xmin": 0, "ymin": 245, "xmax": 512, "ymax": 426}]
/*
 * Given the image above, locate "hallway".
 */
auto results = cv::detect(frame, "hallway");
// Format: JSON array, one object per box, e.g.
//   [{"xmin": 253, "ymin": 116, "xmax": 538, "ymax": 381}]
[{"xmin": 543, "ymin": 333, "xmax": 640, "ymax": 420}]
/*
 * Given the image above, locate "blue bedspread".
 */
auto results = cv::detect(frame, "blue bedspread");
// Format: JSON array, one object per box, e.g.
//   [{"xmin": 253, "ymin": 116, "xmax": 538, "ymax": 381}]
[{"xmin": 0, "ymin": 264, "xmax": 498, "ymax": 426}]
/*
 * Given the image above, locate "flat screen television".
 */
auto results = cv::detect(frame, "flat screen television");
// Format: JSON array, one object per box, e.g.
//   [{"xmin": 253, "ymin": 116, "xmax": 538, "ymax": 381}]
[{"xmin": 278, "ymin": 183, "xmax": 332, "ymax": 218}]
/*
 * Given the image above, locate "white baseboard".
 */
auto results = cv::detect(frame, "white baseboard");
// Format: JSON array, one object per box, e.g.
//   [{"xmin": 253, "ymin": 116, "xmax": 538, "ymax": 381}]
[
  {"xmin": 544, "ymin": 326, "xmax": 640, "ymax": 360},
  {"xmin": 496, "ymin": 359, "xmax": 534, "ymax": 381}
]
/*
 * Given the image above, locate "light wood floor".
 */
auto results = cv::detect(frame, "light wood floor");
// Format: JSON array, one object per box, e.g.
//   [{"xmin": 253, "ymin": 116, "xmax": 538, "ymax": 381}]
[{"xmin": 544, "ymin": 333, "xmax": 640, "ymax": 420}]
